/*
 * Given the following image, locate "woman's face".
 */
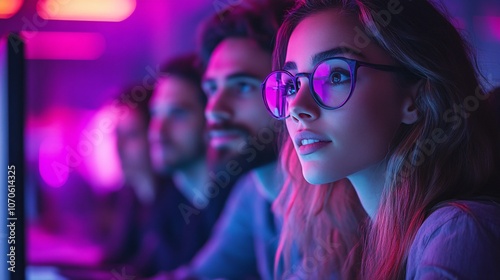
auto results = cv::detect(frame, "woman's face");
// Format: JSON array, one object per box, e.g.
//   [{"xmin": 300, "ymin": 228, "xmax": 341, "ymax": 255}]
[{"xmin": 285, "ymin": 9, "xmax": 414, "ymax": 184}]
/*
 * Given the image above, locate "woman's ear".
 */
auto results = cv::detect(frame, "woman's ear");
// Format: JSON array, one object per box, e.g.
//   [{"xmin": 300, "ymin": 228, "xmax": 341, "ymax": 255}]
[{"xmin": 401, "ymin": 79, "xmax": 423, "ymax": 125}]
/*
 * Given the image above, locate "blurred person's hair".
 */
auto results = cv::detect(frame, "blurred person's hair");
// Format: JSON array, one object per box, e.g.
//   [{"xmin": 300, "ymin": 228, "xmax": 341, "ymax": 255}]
[
  {"xmin": 158, "ymin": 53, "xmax": 206, "ymax": 106},
  {"xmin": 116, "ymin": 84, "xmax": 153, "ymax": 124},
  {"xmin": 197, "ymin": 0, "xmax": 294, "ymax": 65}
]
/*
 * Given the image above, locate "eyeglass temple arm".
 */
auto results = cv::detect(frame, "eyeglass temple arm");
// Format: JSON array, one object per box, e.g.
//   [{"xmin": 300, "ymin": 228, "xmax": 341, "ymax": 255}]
[{"xmin": 356, "ymin": 61, "xmax": 417, "ymax": 76}]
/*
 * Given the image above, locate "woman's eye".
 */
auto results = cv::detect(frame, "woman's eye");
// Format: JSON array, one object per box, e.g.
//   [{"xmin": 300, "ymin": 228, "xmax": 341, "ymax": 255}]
[
  {"xmin": 287, "ymin": 79, "xmax": 301, "ymax": 95},
  {"xmin": 285, "ymin": 82, "xmax": 296, "ymax": 96},
  {"xmin": 329, "ymin": 70, "xmax": 350, "ymax": 85}
]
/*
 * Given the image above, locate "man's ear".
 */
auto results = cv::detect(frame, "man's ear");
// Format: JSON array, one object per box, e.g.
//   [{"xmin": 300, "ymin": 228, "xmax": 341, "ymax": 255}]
[{"xmin": 401, "ymin": 79, "xmax": 424, "ymax": 125}]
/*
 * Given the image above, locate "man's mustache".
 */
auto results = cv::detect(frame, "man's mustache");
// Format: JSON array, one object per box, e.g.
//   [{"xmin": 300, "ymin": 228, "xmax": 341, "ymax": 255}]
[
  {"xmin": 207, "ymin": 123, "xmax": 250, "ymax": 136},
  {"xmin": 151, "ymin": 136, "xmax": 176, "ymax": 148}
]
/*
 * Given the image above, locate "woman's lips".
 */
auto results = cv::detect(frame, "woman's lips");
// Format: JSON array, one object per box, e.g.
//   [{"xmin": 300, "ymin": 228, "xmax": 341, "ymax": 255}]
[
  {"xmin": 297, "ymin": 139, "xmax": 331, "ymax": 155},
  {"xmin": 294, "ymin": 130, "xmax": 331, "ymax": 155}
]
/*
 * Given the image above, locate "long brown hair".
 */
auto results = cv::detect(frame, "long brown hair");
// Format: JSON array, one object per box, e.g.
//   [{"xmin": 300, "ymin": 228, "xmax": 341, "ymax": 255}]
[
  {"xmin": 273, "ymin": 0, "xmax": 500, "ymax": 279},
  {"xmin": 274, "ymin": 136, "xmax": 367, "ymax": 279}
]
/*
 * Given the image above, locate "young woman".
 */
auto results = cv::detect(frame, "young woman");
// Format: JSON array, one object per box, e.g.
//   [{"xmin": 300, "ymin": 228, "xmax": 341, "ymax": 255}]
[{"xmin": 262, "ymin": 0, "xmax": 500, "ymax": 279}]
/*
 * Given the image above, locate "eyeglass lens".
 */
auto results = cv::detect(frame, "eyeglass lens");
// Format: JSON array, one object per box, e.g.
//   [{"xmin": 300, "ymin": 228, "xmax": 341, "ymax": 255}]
[{"xmin": 263, "ymin": 58, "xmax": 353, "ymax": 118}]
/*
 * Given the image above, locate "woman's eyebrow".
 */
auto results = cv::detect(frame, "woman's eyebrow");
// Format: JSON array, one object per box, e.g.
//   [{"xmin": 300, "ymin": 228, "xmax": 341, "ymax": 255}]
[
  {"xmin": 282, "ymin": 47, "xmax": 364, "ymax": 72},
  {"xmin": 283, "ymin": 61, "xmax": 297, "ymax": 71},
  {"xmin": 311, "ymin": 47, "xmax": 364, "ymax": 65}
]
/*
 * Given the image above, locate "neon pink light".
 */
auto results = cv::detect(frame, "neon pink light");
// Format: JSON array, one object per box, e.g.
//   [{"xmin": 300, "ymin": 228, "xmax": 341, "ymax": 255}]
[
  {"xmin": 79, "ymin": 106, "xmax": 123, "ymax": 193},
  {"xmin": 485, "ymin": 16, "xmax": 500, "ymax": 41},
  {"xmin": 0, "ymin": 0, "xmax": 23, "ymax": 19},
  {"xmin": 474, "ymin": 16, "xmax": 500, "ymax": 42},
  {"xmin": 36, "ymin": 0, "xmax": 136, "ymax": 22},
  {"xmin": 34, "ymin": 106, "xmax": 123, "ymax": 191},
  {"xmin": 21, "ymin": 31, "xmax": 105, "ymax": 60},
  {"xmin": 38, "ymin": 127, "xmax": 68, "ymax": 188}
]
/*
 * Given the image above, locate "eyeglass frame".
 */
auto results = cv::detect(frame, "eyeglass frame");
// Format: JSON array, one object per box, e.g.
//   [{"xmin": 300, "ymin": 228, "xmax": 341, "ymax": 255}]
[{"xmin": 261, "ymin": 57, "xmax": 412, "ymax": 119}]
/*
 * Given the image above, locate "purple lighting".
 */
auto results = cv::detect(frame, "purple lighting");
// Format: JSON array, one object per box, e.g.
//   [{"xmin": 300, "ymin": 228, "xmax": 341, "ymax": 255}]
[
  {"xmin": 485, "ymin": 16, "xmax": 500, "ymax": 41},
  {"xmin": 21, "ymin": 31, "xmax": 106, "ymax": 60},
  {"xmin": 37, "ymin": 0, "xmax": 136, "ymax": 22}
]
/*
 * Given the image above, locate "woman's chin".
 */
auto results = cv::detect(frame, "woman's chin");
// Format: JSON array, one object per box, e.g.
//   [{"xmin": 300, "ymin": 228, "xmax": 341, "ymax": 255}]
[{"xmin": 303, "ymin": 170, "xmax": 338, "ymax": 185}]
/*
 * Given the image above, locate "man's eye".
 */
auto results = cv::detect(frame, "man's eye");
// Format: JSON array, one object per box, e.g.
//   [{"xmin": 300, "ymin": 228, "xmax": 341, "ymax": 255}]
[
  {"xmin": 202, "ymin": 82, "xmax": 217, "ymax": 96},
  {"xmin": 236, "ymin": 82, "xmax": 255, "ymax": 94},
  {"xmin": 173, "ymin": 109, "xmax": 188, "ymax": 117}
]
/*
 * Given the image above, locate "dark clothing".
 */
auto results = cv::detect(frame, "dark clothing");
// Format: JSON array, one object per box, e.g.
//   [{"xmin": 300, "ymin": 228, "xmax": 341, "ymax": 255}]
[
  {"xmin": 98, "ymin": 183, "xmax": 155, "ymax": 264},
  {"xmin": 131, "ymin": 176, "xmax": 235, "ymax": 277},
  {"xmin": 98, "ymin": 177, "xmax": 168, "ymax": 265}
]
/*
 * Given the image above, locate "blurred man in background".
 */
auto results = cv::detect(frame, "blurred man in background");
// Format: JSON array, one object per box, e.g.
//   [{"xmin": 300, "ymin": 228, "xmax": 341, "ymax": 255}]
[
  {"xmin": 97, "ymin": 54, "xmax": 237, "ymax": 278},
  {"xmin": 160, "ymin": 2, "xmax": 292, "ymax": 279},
  {"xmin": 130, "ymin": 53, "xmax": 237, "ymax": 277}
]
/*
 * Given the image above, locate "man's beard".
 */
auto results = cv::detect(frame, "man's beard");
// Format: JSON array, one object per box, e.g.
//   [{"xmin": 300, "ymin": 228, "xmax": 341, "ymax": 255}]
[
  {"xmin": 206, "ymin": 128, "xmax": 279, "ymax": 181},
  {"xmin": 154, "ymin": 142, "xmax": 206, "ymax": 176}
]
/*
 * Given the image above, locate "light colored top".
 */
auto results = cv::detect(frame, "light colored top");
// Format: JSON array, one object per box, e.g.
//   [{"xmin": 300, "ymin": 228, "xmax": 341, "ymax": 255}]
[
  {"xmin": 189, "ymin": 168, "xmax": 280, "ymax": 280},
  {"xmin": 406, "ymin": 199, "xmax": 500, "ymax": 280}
]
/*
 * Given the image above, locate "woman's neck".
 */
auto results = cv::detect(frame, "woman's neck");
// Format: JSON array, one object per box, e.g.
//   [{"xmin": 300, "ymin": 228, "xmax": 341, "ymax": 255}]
[{"xmin": 347, "ymin": 161, "xmax": 387, "ymax": 220}]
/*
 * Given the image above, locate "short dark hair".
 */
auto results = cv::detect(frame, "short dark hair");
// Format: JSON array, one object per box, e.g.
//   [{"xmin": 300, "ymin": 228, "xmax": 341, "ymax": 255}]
[
  {"xmin": 116, "ymin": 84, "xmax": 153, "ymax": 124},
  {"xmin": 197, "ymin": 0, "xmax": 293, "ymax": 65},
  {"xmin": 158, "ymin": 53, "xmax": 206, "ymax": 106}
]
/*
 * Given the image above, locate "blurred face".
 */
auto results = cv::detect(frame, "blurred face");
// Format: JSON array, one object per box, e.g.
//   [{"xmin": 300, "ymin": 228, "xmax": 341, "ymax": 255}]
[
  {"xmin": 202, "ymin": 38, "xmax": 276, "ymax": 154},
  {"xmin": 116, "ymin": 109, "xmax": 150, "ymax": 176},
  {"xmin": 285, "ymin": 9, "xmax": 411, "ymax": 184},
  {"xmin": 149, "ymin": 76, "xmax": 206, "ymax": 174}
]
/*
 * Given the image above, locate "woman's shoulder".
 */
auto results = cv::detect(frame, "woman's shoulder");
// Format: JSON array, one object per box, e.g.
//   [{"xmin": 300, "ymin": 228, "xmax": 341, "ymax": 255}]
[
  {"xmin": 416, "ymin": 198, "xmax": 500, "ymax": 246},
  {"xmin": 425, "ymin": 198, "xmax": 500, "ymax": 232},
  {"xmin": 406, "ymin": 198, "xmax": 500, "ymax": 280},
  {"xmin": 425, "ymin": 198, "xmax": 500, "ymax": 229}
]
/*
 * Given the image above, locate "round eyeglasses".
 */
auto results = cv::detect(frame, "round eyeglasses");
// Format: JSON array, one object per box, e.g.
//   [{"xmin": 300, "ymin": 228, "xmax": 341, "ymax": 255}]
[{"xmin": 261, "ymin": 57, "xmax": 410, "ymax": 119}]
